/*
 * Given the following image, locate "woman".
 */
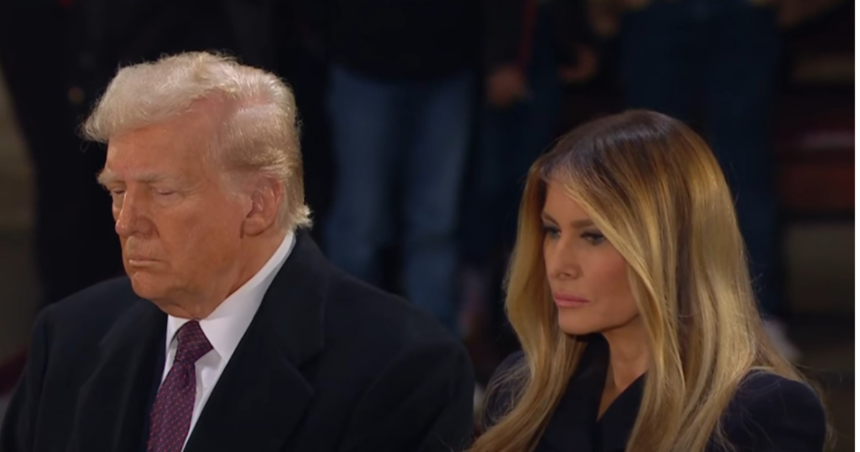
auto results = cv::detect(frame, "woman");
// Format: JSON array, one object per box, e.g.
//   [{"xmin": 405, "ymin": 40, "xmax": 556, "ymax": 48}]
[{"xmin": 470, "ymin": 110, "xmax": 827, "ymax": 452}]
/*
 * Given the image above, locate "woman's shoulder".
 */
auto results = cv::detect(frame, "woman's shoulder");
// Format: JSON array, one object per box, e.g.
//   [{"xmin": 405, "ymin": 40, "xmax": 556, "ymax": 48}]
[
  {"xmin": 729, "ymin": 371, "xmax": 824, "ymax": 416},
  {"xmin": 721, "ymin": 371, "xmax": 827, "ymax": 451},
  {"xmin": 481, "ymin": 351, "xmax": 527, "ymax": 428}
]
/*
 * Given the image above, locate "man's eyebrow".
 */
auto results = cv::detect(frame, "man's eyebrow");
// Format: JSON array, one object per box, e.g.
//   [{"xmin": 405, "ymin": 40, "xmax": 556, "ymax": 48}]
[
  {"xmin": 96, "ymin": 169, "xmax": 118, "ymax": 186},
  {"xmin": 96, "ymin": 170, "xmax": 177, "ymax": 186}
]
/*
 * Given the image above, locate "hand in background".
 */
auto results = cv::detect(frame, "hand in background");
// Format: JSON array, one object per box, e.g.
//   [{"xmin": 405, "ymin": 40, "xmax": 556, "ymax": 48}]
[
  {"xmin": 486, "ymin": 65, "xmax": 527, "ymax": 108},
  {"xmin": 558, "ymin": 44, "xmax": 598, "ymax": 84}
]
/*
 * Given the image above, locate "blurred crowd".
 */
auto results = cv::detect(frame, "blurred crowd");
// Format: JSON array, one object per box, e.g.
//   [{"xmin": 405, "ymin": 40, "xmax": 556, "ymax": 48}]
[{"xmin": 0, "ymin": 0, "xmax": 846, "ymax": 384}]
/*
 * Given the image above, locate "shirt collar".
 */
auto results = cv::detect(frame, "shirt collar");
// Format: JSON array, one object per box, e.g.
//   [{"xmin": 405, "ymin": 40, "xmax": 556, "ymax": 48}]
[{"xmin": 165, "ymin": 231, "xmax": 296, "ymax": 360}]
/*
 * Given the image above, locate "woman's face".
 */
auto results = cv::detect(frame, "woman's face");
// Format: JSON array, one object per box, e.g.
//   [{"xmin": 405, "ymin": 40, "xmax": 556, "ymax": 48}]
[{"xmin": 542, "ymin": 182, "xmax": 640, "ymax": 336}]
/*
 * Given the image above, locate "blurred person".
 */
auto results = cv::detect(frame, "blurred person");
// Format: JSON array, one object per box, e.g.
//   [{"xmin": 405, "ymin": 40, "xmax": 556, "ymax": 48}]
[
  {"xmin": 1, "ymin": 53, "xmax": 474, "ymax": 452},
  {"xmin": 461, "ymin": 0, "xmax": 598, "ymax": 357},
  {"xmin": 272, "ymin": 0, "xmax": 335, "ymax": 245},
  {"xmin": 322, "ymin": 0, "xmax": 500, "ymax": 334},
  {"xmin": 0, "ymin": 0, "xmax": 121, "ymax": 308},
  {"xmin": 0, "ymin": 0, "xmax": 277, "ymax": 308},
  {"xmin": 588, "ymin": 0, "xmax": 799, "ymax": 360},
  {"xmin": 470, "ymin": 111, "xmax": 827, "ymax": 452}
]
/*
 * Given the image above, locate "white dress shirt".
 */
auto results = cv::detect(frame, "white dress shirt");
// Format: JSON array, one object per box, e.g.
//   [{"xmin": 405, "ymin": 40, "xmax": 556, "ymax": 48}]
[{"xmin": 160, "ymin": 231, "xmax": 295, "ymax": 450}]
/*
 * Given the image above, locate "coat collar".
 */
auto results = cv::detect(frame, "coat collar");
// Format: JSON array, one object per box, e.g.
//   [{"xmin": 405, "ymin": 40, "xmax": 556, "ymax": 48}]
[
  {"xmin": 69, "ymin": 230, "xmax": 329, "ymax": 452},
  {"xmin": 538, "ymin": 335, "xmax": 644, "ymax": 452}
]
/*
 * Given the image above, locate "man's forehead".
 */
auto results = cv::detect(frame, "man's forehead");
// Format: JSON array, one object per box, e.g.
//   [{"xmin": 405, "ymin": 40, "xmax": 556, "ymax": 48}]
[
  {"xmin": 108, "ymin": 110, "xmax": 216, "ymax": 149},
  {"xmin": 108, "ymin": 128, "xmax": 191, "ymax": 154}
]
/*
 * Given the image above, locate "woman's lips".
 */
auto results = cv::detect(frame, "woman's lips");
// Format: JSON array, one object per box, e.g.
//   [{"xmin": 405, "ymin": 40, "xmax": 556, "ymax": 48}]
[{"xmin": 553, "ymin": 293, "xmax": 590, "ymax": 307}]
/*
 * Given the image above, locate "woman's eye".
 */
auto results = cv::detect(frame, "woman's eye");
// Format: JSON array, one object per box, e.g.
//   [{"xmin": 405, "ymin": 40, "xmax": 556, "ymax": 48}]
[
  {"xmin": 581, "ymin": 231, "xmax": 606, "ymax": 245},
  {"xmin": 542, "ymin": 224, "xmax": 561, "ymax": 239}
]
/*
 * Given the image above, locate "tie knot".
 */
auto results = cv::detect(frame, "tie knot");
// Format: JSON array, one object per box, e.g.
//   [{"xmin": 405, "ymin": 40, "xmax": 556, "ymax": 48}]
[{"xmin": 174, "ymin": 320, "xmax": 212, "ymax": 365}]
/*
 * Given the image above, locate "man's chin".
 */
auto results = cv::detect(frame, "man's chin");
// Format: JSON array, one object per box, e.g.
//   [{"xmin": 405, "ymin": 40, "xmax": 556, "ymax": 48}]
[{"xmin": 127, "ymin": 272, "xmax": 168, "ymax": 301}]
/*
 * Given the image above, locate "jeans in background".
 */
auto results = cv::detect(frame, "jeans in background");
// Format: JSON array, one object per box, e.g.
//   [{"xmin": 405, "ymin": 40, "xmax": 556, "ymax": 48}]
[
  {"xmin": 324, "ymin": 65, "xmax": 475, "ymax": 333},
  {"xmin": 462, "ymin": 3, "xmax": 564, "ymax": 266}
]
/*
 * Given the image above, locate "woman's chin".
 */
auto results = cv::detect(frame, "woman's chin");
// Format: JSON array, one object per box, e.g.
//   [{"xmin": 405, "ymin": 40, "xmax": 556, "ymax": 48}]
[{"xmin": 556, "ymin": 314, "xmax": 597, "ymax": 336}]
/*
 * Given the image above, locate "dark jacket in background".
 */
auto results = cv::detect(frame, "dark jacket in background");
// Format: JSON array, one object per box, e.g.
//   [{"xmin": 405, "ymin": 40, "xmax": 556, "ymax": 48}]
[
  {"xmin": 1, "ymin": 232, "xmax": 475, "ymax": 452},
  {"xmin": 322, "ymin": 0, "xmax": 482, "ymax": 80},
  {"xmin": 69, "ymin": 0, "xmax": 277, "ymax": 115},
  {"xmin": 298, "ymin": 0, "xmax": 593, "ymax": 81},
  {"xmin": 484, "ymin": 0, "xmax": 595, "ymax": 72},
  {"xmin": 482, "ymin": 335, "xmax": 827, "ymax": 452}
]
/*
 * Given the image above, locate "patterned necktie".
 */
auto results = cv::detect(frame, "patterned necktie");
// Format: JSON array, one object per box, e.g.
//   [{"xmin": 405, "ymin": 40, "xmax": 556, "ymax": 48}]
[{"xmin": 147, "ymin": 320, "xmax": 213, "ymax": 452}]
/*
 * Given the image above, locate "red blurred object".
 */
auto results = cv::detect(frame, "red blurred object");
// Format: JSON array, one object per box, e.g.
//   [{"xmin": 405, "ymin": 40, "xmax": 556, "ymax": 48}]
[
  {"xmin": 773, "ymin": 90, "xmax": 854, "ymax": 216},
  {"xmin": 0, "ymin": 348, "xmax": 27, "ymax": 395},
  {"xmin": 774, "ymin": 2, "xmax": 854, "ymax": 217},
  {"xmin": 517, "ymin": 0, "xmax": 538, "ymax": 72}
]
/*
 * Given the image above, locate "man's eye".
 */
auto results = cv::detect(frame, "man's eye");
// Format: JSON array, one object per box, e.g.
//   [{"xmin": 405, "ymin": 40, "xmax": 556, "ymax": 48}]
[{"xmin": 153, "ymin": 188, "xmax": 177, "ymax": 196}]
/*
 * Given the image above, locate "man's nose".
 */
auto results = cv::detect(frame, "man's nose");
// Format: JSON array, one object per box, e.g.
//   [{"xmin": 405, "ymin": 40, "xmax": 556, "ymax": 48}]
[{"xmin": 114, "ymin": 191, "xmax": 150, "ymax": 237}]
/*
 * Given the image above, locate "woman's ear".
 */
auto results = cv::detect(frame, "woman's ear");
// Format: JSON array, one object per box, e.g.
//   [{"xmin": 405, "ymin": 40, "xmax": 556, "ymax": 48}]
[{"xmin": 242, "ymin": 176, "xmax": 282, "ymax": 236}]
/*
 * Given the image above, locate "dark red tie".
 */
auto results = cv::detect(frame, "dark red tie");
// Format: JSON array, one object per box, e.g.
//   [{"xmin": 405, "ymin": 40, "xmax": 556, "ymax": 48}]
[{"xmin": 147, "ymin": 321, "xmax": 213, "ymax": 452}]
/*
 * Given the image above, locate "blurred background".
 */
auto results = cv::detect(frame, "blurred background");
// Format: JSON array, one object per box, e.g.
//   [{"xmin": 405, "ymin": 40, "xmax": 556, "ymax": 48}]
[{"xmin": 0, "ymin": 0, "xmax": 853, "ymax": 449}]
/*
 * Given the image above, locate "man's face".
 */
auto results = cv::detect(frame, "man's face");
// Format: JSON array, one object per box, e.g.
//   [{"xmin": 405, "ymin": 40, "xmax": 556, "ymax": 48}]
[{"xmin": 99, "ymin": 113, "xmax": 250, "ymax": 315}]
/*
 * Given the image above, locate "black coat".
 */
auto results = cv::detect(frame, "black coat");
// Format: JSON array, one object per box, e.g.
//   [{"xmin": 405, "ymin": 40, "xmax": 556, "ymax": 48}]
[
  {"xmin": 483, "ymin": 335, "xmax": 826, "ymax": 452},
  {"xmin": 1, "ymin": 231, "xmax": 475, "ymax": 452},
  {"xmin": 483, "ymin": 0, "xmax": 595, "ymax": 71}
]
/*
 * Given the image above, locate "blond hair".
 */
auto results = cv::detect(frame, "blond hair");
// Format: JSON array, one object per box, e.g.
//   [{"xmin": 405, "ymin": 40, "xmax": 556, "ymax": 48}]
[
  {"xmin": 471, "ymin": 110, "xmax": 820, "ymax": 452},
  {"xmin": 83, "ymin": 51, "xmax": 311, "ymax": 230}
]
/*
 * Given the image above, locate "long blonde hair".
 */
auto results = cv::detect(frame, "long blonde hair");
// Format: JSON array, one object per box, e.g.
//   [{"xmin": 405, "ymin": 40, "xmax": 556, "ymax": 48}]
[{"xmin": 471, "ymin": 110, "xmax": 814, "ymax": 452}]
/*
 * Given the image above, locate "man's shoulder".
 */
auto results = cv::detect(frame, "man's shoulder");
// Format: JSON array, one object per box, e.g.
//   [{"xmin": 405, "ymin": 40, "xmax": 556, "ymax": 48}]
[
  {"xmin": 41, "ymin": 276, "xmax": 141, "ymax": 339},
  {"xmin": 323, "ymin": 268, "xmax": 463, "ymax": 356}
]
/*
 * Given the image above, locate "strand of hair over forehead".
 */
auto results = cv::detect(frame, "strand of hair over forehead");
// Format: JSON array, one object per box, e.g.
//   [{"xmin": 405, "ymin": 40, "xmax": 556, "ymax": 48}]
[{"xmin": 83, "ymin": 52, "xmax": 294, "ymax": 143}]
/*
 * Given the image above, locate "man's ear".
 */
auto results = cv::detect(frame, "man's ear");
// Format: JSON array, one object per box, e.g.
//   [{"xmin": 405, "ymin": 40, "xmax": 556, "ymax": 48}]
[{"xmin": 242, "ymin": 176, "xmax": 283, "ymax": 236}]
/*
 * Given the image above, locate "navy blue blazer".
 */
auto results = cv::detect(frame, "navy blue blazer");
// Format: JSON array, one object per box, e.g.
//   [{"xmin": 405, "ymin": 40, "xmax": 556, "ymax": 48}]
[{"xmin": 483, "ymin": 335, "xmax": 826, "ymax": 452}]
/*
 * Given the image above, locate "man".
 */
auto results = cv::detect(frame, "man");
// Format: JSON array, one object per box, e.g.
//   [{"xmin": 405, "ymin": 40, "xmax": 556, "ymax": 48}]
[
  {"xmin": 0, "ymin": 0, "xmax": 277, "ymax": 309},
  {"xmin": 1, "ymin": 52, "xmax": 475, "ymax": 452}
]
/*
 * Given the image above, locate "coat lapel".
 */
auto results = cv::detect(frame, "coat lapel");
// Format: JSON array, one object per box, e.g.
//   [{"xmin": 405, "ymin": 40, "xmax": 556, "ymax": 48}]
[
  {"xmin": 596, "ymin": 375, "xmax": 644, "ymax": 452},
  {"xmin": 68, "ymin": 298, "xmax": 165, "ymax": 452},
  {"xmin": 537, "ymin": 337, "xmax": 608, "ymax": 452},
  {"xmin": 537, "ymin": 335, "xmax": 645, "ymax": 452},
  {"xmin": 183, "ymin": 230, "xmax": 328, "ymax": 452}
]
